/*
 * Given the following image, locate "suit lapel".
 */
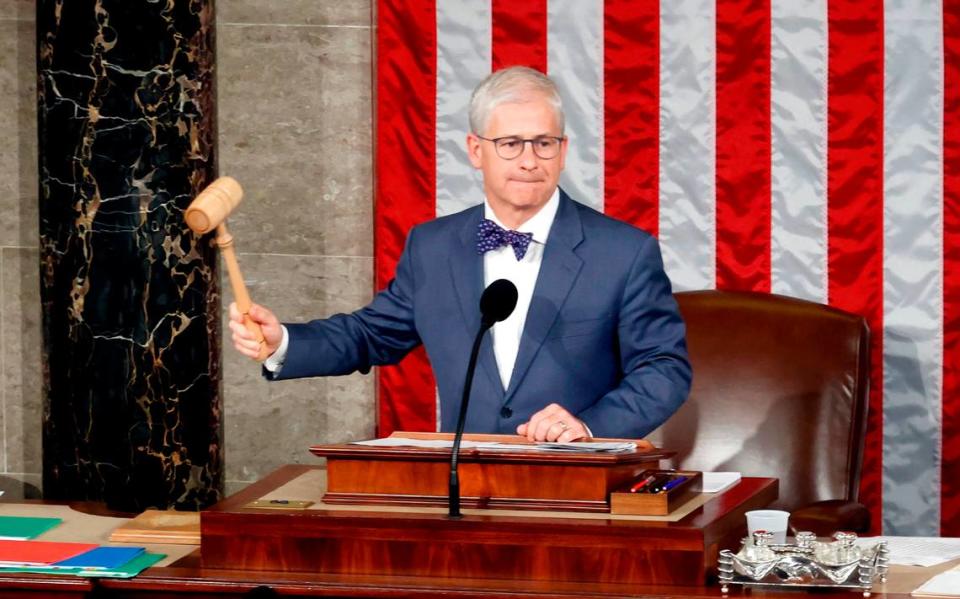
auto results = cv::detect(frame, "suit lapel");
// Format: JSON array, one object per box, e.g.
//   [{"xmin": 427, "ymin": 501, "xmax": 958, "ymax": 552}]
[
  {"xmin": 450, "ymin": 207, "xmax": 504, "ymax": 395},
  {"xmin": 504, "ymin": 191, "xmax": 584, "ymax": 402}
]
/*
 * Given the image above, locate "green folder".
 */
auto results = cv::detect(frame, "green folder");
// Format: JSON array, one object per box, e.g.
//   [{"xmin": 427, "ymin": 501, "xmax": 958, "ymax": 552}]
[
  {"xmin": 0, "ymin": 516, "xmax": 62, "ymax": 540},
  {"xmin": 77, "ymin": 552, "xmax": 164, "ymax": 578}
]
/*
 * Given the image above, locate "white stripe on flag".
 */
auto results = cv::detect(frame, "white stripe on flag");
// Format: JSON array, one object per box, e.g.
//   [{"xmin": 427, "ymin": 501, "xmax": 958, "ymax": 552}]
[
  {"xmin": 658, "ymin": 0, "xmax": 717, "ymax": 291},
  {"xmin": 547, "ymin": 0, "xmax": 604, "ymax": 212},
  {"xmin": 770, "ymin": 0, "xmax": 828, "ymax": 303},
  {"xmin": 881, "ymin": 0, "xmax": 944, "ymax": 536},
  {"xmin": 436, "ymin": 0, "xmax": 491, "ymax": 217}
]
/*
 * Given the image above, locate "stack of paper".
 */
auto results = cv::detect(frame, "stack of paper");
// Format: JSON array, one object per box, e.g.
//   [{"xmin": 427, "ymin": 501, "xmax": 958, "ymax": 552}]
[
  {"xmin": 856, "ymin": 537, "xmax": 960, "ymax": 567},
  {"xmin": 352, "ymin": 437, "xmax": 637, "ymax": 453},
  {"xmin": 516, "ymin": 441, "xmax": 636, "ymax": 453},
  {"xmin": 0, "ymin": 541, "xmax": 164, "ymax": 578}
]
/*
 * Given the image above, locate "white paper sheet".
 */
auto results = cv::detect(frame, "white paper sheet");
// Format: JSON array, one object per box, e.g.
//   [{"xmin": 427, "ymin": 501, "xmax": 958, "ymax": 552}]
[
  {"xmin": 856, "ymin": 537, "xmax": 960, "ymax": 567},
  {"xmin": 701, "ymin": 472, "xmax": 741, "ymax": 493},
  {"xmin": 912, "ymin": 564, "xmax": 960, "ymax": 597}
]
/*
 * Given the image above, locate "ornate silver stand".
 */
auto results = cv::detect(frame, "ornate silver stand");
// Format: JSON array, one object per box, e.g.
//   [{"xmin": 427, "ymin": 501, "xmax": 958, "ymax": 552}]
[{"xmin": 718, "ymin": 531, "xmax": 889, "ymax": 597}]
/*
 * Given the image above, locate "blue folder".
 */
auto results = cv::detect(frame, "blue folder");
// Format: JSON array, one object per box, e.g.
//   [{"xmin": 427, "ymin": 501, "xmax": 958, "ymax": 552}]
[{"xmin": 54, "ymin": 546, "xmax": 145, "ymax": 570}]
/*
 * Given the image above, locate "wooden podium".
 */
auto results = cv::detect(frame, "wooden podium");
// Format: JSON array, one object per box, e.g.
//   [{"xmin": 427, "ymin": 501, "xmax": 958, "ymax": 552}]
[
  {"xmin": 201, "ymin": 435, "xmax": 777, "ymax": 588},
  {"xmin": 315, "ymin": 432, "xmax": 672, "ymax": 512}
]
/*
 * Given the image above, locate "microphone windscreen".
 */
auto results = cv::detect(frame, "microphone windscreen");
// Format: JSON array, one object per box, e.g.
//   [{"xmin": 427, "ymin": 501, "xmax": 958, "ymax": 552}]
[{"xmin": 480, "ymin": 279, "xmax": 518, "ymax": 326}]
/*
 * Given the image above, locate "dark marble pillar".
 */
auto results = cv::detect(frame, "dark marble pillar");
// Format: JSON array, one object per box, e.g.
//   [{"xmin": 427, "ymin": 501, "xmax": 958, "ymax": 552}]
[{"xmin": 38, "ymin": 0, "xmax": 222, "ymax": 511}]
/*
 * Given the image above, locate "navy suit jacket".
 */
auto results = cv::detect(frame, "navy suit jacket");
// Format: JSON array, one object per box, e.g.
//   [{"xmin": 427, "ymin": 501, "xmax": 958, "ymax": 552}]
[{"xmin": 273, "ymin": 190, "xmax": 692, "ymax": 438}]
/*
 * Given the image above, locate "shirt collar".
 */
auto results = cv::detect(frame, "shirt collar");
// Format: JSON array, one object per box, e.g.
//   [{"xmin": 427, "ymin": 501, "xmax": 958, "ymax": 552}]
[{"xmin": 483, "ymin": 188, "xmax": 560, "ymax": 245}]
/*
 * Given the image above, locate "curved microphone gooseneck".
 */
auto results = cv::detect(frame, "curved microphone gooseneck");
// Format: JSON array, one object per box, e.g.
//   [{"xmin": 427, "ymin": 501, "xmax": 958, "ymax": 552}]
[{"xmin": 448, "ymin": 279, "xmax": 518, "ymax": 518}]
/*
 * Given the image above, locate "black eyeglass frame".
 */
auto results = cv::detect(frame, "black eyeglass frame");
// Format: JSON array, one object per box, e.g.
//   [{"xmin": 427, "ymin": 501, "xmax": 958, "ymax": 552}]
[{"xmin": 474, "ymin": 134, "xmax": 566, "ymax": 160}]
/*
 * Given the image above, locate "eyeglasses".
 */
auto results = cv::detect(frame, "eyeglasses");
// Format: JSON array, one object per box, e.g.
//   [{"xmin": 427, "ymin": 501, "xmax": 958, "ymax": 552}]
[{"xmin": 475, "ymin": 135, "xmax": 565, "ymax": 160}]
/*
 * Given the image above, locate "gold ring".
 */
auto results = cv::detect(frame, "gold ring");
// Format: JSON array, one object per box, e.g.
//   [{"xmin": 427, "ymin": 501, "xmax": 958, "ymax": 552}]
[{"xmin": 556, "ymin": 421, "xmax": 569, "ymax": 431}]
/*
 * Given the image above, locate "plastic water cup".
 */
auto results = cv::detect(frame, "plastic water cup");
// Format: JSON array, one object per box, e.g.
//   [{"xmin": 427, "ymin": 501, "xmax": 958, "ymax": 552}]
[{"xmin": 745, "ymin": 509, "xmax": 790, "ymax": 544}]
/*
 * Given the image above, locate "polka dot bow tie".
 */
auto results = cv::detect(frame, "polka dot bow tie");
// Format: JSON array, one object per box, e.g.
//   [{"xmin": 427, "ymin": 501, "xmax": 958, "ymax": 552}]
[{"xmin": 476, "ymin": 219, "xmax": 534, "ymax": 261}]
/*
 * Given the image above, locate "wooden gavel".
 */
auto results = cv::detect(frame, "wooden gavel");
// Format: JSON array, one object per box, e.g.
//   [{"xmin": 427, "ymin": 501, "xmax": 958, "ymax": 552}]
[{"xmin": 185, "ymin": 177, "xmax": 269, "ymax": 361}]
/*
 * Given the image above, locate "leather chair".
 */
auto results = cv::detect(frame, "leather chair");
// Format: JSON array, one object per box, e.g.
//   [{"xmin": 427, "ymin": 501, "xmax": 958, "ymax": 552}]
[{"xmin": 653, "ymin": 290, "xmax": 871, "ymax": 535}]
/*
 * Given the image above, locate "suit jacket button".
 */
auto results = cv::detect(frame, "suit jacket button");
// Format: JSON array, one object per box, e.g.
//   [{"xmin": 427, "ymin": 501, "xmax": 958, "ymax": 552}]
[{"xmin": 500, "ymin": 406, "xmax": 512, "ymax": 418}]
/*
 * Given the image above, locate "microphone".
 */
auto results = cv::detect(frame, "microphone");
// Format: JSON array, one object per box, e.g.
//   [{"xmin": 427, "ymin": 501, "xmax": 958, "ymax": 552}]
[
  {"xmin": 448, "ymin": 279, "xmax": 518, "ymax": 518},
  {"xmin": 479, "ymin": 278, "xmax": 519, "ymax": 328}
]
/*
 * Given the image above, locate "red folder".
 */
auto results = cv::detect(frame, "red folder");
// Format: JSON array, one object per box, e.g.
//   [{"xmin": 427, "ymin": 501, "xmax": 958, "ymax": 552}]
[{"xmin": 0, "ymin": 540, "xmax": 98, "ymax": 566}]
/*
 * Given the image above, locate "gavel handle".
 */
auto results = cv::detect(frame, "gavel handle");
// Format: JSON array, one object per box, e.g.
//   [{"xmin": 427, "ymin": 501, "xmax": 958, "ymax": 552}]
[{"xmin": 216, "ymin": 223, "xmax": 269, "ymax": 361}]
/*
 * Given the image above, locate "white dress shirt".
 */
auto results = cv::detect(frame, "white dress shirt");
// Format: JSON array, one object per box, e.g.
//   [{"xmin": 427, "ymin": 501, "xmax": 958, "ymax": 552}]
[
  {"xmin": 265, "ymin": 189, "xmax": 561, "ymax": 389},
  {"xmin": 482, "ymin": 189, "xmax": 559, "ymax": 390}
]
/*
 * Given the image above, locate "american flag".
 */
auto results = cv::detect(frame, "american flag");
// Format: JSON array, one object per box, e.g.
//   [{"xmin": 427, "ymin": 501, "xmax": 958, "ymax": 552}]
[{"xmin": 374, "ymin": 0, "xmax": 960, "ymax": 536}]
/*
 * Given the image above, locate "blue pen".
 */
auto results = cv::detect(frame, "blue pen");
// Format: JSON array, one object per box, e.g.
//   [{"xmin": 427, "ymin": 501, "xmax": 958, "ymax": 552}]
[
  {"xmin": 645, "ymin": 474, "xmax": 672, "ymax": 493},
  {"xmin": 660, "ymin": 476, "xmax": 688, "ymax": 493}
]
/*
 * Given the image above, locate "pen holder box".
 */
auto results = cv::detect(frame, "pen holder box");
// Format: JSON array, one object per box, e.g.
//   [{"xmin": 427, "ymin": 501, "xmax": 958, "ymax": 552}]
[{"xmin": 609, "ymin": 470, "xmax": 702, "ymax": 516}]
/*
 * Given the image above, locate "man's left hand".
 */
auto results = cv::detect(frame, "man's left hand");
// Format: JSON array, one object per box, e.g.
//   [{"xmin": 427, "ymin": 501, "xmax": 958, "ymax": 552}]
[{"xmin": 516, "ymin": 403, "xmax": 588, "ymax": 442}]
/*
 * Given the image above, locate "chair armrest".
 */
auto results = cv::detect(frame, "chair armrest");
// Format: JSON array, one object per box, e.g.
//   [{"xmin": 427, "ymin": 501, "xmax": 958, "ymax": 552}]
[{"xmin": 789, "ymin": 499, "xmax": 871, "ymax": 536}]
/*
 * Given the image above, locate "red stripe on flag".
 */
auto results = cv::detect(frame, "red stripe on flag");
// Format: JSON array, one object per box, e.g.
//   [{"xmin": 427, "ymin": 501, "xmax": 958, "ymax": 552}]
[
  {"xmin": 492, "ymin": 0, "xmax": 547, "ymax": 72},
  {"xmin": 715, "ymin": 0, "xmax": 772, "ymax": 292},
  {"xmin": 942, "ymin": 0, "xmax": 960, "ymax": 537},
  {"xmin": 826, "ymin": 0, "xmax": 884, "ymax": 533},
  {"xmin": 375, "ymin": 0, "xmax": 438, "ymax": 436},
  {"xmin": 603, "ymin": 0, "xmax": 659, "ymax": 235}
]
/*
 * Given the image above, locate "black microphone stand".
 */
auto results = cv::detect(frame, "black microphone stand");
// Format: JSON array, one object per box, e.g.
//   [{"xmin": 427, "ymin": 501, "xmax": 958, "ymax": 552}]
[{"xmin": 448, "ymin": 319, "xmax": 492, "ymax": 519}]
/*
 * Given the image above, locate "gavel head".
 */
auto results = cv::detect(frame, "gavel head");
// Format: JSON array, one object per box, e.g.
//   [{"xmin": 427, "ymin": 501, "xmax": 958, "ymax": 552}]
[{"xmin": 185, "ymin": 176, "xmax": 244, "ymax": 234}]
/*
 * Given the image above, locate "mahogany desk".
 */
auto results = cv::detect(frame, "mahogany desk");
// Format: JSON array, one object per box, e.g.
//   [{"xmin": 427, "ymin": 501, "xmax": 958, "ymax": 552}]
[
  {"xmin": 104, "ymin": 466, "xmax": 938, "ymax": 598},
  {"xmin": 0, "ymin": 559, "xmax": 949, "ymax": 599},
  {"xmin": 0, "ymin": 466, "xmax": 948, "ymax": 598}
]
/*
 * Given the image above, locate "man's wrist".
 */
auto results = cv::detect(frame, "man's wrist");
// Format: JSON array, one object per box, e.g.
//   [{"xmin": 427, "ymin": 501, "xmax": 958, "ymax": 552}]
[{"xmin": 262, "ymin": 325, "xmax": 289, "ymax": 372}]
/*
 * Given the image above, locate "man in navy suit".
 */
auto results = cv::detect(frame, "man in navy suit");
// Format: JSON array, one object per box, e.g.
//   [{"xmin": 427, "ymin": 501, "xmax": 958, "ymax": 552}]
[{"xmin": 230, "ymin": 66, "xmax": 691, "ymax": 441}]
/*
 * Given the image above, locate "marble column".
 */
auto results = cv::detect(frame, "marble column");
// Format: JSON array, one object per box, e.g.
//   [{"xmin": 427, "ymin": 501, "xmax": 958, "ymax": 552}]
[{"xmin": 38, "ymin": 0, "xmax": 221, "ymax": 511}]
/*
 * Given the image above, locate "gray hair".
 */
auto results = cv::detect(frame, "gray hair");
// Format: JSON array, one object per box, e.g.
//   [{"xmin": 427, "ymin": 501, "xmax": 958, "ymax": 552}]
[{"xmin": 468, "ymin": 66, "xmax": 565, "ymax": 136}]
